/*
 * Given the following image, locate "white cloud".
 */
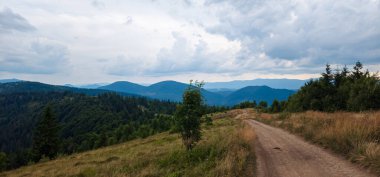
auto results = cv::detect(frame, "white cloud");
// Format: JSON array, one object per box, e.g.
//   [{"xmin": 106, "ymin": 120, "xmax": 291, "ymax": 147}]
[
  {"xmin": 0, "ymin": 7, "xmax": 69, "ymax": 74},
  {"xmin": 0, "ymin": 0, "xmax": 379, "ymax": 84}
]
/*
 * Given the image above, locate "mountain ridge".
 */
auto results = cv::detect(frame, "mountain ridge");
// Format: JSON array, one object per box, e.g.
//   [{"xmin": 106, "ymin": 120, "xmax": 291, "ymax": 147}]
[
  {"xmin": 99, "ymin": 80, "xmax": 295, "ymax": 105},
  {"xmin": 0, "ymin": 80, "xmax": 296, "ymax": 106},
  {"xmin": 204, "ymin": 78, "xmax": 308, "ymax": 90}
]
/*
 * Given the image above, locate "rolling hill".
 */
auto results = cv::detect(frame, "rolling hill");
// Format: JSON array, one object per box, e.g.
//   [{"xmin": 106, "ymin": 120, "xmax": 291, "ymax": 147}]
[
  {"xmin": 0, "ymin": 80, "xmax": 296, "ymax": 106},
  {"xmin": 204, "ymin": 78, "xmax": 308, "ymax": 90},
  {"xmin": 0, "ymin": 79, "xmax": 22, "ymax": 83},
  {"xmin": 0, "ymin": 81, "xmax": 136, "ymax": 97},
  {"xmin": 99, "ymin": 81, "xmax": 295, "ymax": 106},
  {"xmin": 99, "ymin": 81, "xmax": 224, "ymax": 105},
  {"xmin": 225, "ymin": 86, "xmax": 295, "ymax": 105}
]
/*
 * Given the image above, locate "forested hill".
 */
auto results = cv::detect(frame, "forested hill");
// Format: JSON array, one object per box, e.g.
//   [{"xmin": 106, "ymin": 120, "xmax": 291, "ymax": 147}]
[
  {"xmin": 1, "ymin": 81, "xmax": 295, "ymax": 106},
  {"xmin": 99, "ymin": 80, "xmax": 295, "ymax": 106},
  {"xmin": 0, "ymin": 81, "xmax": 136, "ymax": 96},
  {"xmin": 0, "ymin": 91, "xmax": 177, "ymax": 169},
  {"xmin": 99, "ymin": 80, "xmax": 224, "ymax": 105}
]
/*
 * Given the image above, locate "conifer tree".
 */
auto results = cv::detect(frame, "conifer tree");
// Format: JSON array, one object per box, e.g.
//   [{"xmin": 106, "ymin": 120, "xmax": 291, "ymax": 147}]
[
  {"xmin": 258, "ymin": 101, "xmax": 268, "ymax": 110},
  {"xmin": 271, "ymin": 99, "xmax": 280, "ymax": 113},
  {"xmin": 174, "ymin": 80, "xmax": 204, "ymax": 150},
  {"xmin": 32, "ymin": 105, "xmax": 60, "ymax": 162}
]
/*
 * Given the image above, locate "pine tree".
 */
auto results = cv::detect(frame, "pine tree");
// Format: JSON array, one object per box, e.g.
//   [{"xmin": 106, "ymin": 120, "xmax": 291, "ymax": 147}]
[
  {"xmin": 322, "ymin": 64, "xmax": 333, "ymax": 85},
  {"xmin": 271, "ymin": 99, "xmax": 280, "ymax": 113},
  {"xmin": 352, "ymin": 61, "xmax": 363, "ymax": 79},
  {"xmin": 174, "ymin": 80, "xmax": 204, "ymax": 150},
  {"xmin": 258, "ymin": 101, "xmax": 268, "ymax": 110},
  {"xmin": 32, "ymin": 105, "xmax": 60, "ymax": 162}
]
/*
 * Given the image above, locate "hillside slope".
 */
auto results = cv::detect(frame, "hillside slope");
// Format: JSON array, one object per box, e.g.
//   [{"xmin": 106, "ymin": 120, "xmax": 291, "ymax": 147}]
[
  {"xmin": 225, "ymin": 86, "xmax": 295, "ymax": 105},
  {"xmin": 1, "ymin": 112, "xmax": 256, "ymax": 177},
  {"xmin": 0, "ymin": 91, "xmax": 176, "ymax": 169},
  {"xmin": 0, "ymin": 81, "xmax": 136, "ymax": 96}
]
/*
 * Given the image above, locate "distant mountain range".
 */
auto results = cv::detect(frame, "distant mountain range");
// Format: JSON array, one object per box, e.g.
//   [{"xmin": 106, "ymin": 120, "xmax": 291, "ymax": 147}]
[
  {"xmin": 224, "ymin": 86, "xmax": 294, "ymax": 105},
  {"xmin": 99, "ymin": 81, "xmax": 295, "ymax": 105},
  {"xmin": 98, "ymin": 81, "xmax": 224, "ymax": 105},
  {"xmin": 0, "ymin": 78, "xmax": 22, "ymax": 83},
  {"xmin": 0, "ymin": 79, "xmax": 298, "ymax": 105},
  {"xmin": 204, "ymin": 78, "xmax": 308, "ymax": 90},
  {"xmin": 65, "ymin": 83, "xmax": 109, "ymax": 89},
  {"xmin": 0, "ymin": 81, "xmax": 136, "ymax": 97}
]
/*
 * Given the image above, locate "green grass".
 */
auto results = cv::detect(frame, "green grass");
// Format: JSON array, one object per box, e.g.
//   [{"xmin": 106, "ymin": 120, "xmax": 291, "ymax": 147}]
[{"xmin": 1, "ymin": 111, "xmax": 256, "ymax": 177}]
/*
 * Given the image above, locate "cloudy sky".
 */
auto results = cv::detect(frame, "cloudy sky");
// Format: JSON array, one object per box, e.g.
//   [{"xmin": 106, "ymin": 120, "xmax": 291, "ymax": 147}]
[{"xmin": 0, "ymin": 0, "xmax": 379, "ymax": 85}]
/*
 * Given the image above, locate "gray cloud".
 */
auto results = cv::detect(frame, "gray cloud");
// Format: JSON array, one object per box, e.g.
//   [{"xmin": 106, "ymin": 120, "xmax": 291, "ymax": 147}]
[
  {"xmin": 0, "ymin": 7, "xmax": 36, "ymax": 33},
  {"xmin": 1, "ymin": 0, "xmax": 379, "ymax": 84},
  {"xmin": 106, "ymin": 55, "xmax": 145, "ymax": 76},
  {"xmin": 0, "ymin": 8, "xmax": 70, "ymax": 74},
  {"xmin": 205, "ymin": 0, "xmax": 380, "ymax": 67},
  {"xmin": 91, "ymin": 0, "xmax": 106, "ymax": 10},
  {"xmin": 149, "ymin": 32, "xmax": 238, "ymax": 75},
  {"xmin": 0, "ymin": 37, "xmax": 69, "ymax": 74}
]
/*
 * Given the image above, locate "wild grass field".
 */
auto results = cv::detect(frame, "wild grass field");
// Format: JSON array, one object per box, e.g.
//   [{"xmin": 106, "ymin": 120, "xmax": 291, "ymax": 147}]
[
  {"xmin": 1, "ymin": 111, "xmax": 256, "ymax": 177},
  {"xmin": 254, "ymin": 111, "xmax": 380, "ymax": 174}
]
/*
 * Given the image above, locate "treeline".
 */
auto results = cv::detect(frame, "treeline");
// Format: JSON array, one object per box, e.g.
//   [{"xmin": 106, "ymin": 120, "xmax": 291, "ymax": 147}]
[
  {"xmin": 286, "ymin": 62, "xmax": 380, "ymax": 112},
  {"xmin": 232, "ymin": 100, "xmax": 286, "ymax": 113},
  {"xmin": 232, "ymin": 61, "xmax": 380, "ymax": 113}
]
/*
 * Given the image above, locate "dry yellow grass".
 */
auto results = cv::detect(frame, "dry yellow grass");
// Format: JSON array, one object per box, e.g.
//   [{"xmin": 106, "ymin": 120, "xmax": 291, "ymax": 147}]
[
  {"xmin": 1, "ymin": 111, "xmax": 256, "ymax": 177},
  {"xmin": 255, "ymin": 111, "xmax": 380, "ymax": 175}
]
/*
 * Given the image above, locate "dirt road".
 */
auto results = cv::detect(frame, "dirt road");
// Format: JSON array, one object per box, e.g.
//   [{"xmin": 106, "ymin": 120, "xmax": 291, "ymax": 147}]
[{"xmin": 247, "ymin": 119, "xmax": 375, "ymax": 177}]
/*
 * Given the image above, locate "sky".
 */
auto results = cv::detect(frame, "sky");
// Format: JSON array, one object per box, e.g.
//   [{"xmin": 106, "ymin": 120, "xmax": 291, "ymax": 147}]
[{"xmin": 0, "ymin": 0, "xmax": 379, "ymax": 85}]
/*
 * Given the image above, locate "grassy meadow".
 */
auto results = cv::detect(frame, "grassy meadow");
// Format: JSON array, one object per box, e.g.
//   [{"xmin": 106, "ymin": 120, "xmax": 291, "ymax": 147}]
[
  {"xmin": 254, "ymin": 111, "xmax": 380, "ymax": 174},
  {"xmin": 1, "ymin": 110, "xmax": 256, "ymax": 177}
]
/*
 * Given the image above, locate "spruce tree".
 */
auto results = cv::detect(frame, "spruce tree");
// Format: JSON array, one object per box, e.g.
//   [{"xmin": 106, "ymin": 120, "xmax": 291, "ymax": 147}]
[
  {"xmin": 174, "ymin": 80, "xmax": 204, "ymax": 150},
  {"xmin": 271, "ymin": 99, "xmax": 280, "ymax": 113},
  {"xmin": 32, "ymin": 105, "xmax": 60, "ymax": 162}
]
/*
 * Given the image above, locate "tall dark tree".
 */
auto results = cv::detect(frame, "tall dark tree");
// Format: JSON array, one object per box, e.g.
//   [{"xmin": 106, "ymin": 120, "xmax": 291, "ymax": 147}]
[
  {"xmin": 322, "ymin": 64, "xmax": 333, "ymax": 85},
  {"xmin": 174, "ymin": 81, "xmax": 204, "ymax": 150},
  {"xmin": 352, "ymin": 61, "xmax": 363, "ymax": 79},
  {"xmin": 258, "ymin": 101, "xmax": 268, "ymax": 110},
  {"xmin": 32, "ymin": 105, "xmax": 60, "ymax": 162},
  {"xmin": 271, "ymin": 99, "xmax": 280, "ymax": 113}
]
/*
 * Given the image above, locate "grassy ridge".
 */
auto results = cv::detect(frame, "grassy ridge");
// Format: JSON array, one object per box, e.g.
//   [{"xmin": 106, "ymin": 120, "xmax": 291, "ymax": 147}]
[
  {"xmin": 1, "ymin": 111, "xmax": 256, "ymax": 177},
  {"xmin": 255, "ymin": 111, "xmax": 380, "ymax": 174}
]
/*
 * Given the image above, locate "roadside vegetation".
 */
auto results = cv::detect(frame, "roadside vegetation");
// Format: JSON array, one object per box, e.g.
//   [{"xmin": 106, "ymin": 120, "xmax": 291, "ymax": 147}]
[
  {"xmin": 236, "ymin": 61, "xmax": 380, "ymax": 113},
  {"xmin": 286, "ymin": 61, "xmax": 380, "ymax": 112},
  {"xmin": 1, "ymin": 111, "xmax": 256, "ymax": 177},
  {"xmin": 254, "ymin": 111, "xmax": 380, "ymax": 175}
]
